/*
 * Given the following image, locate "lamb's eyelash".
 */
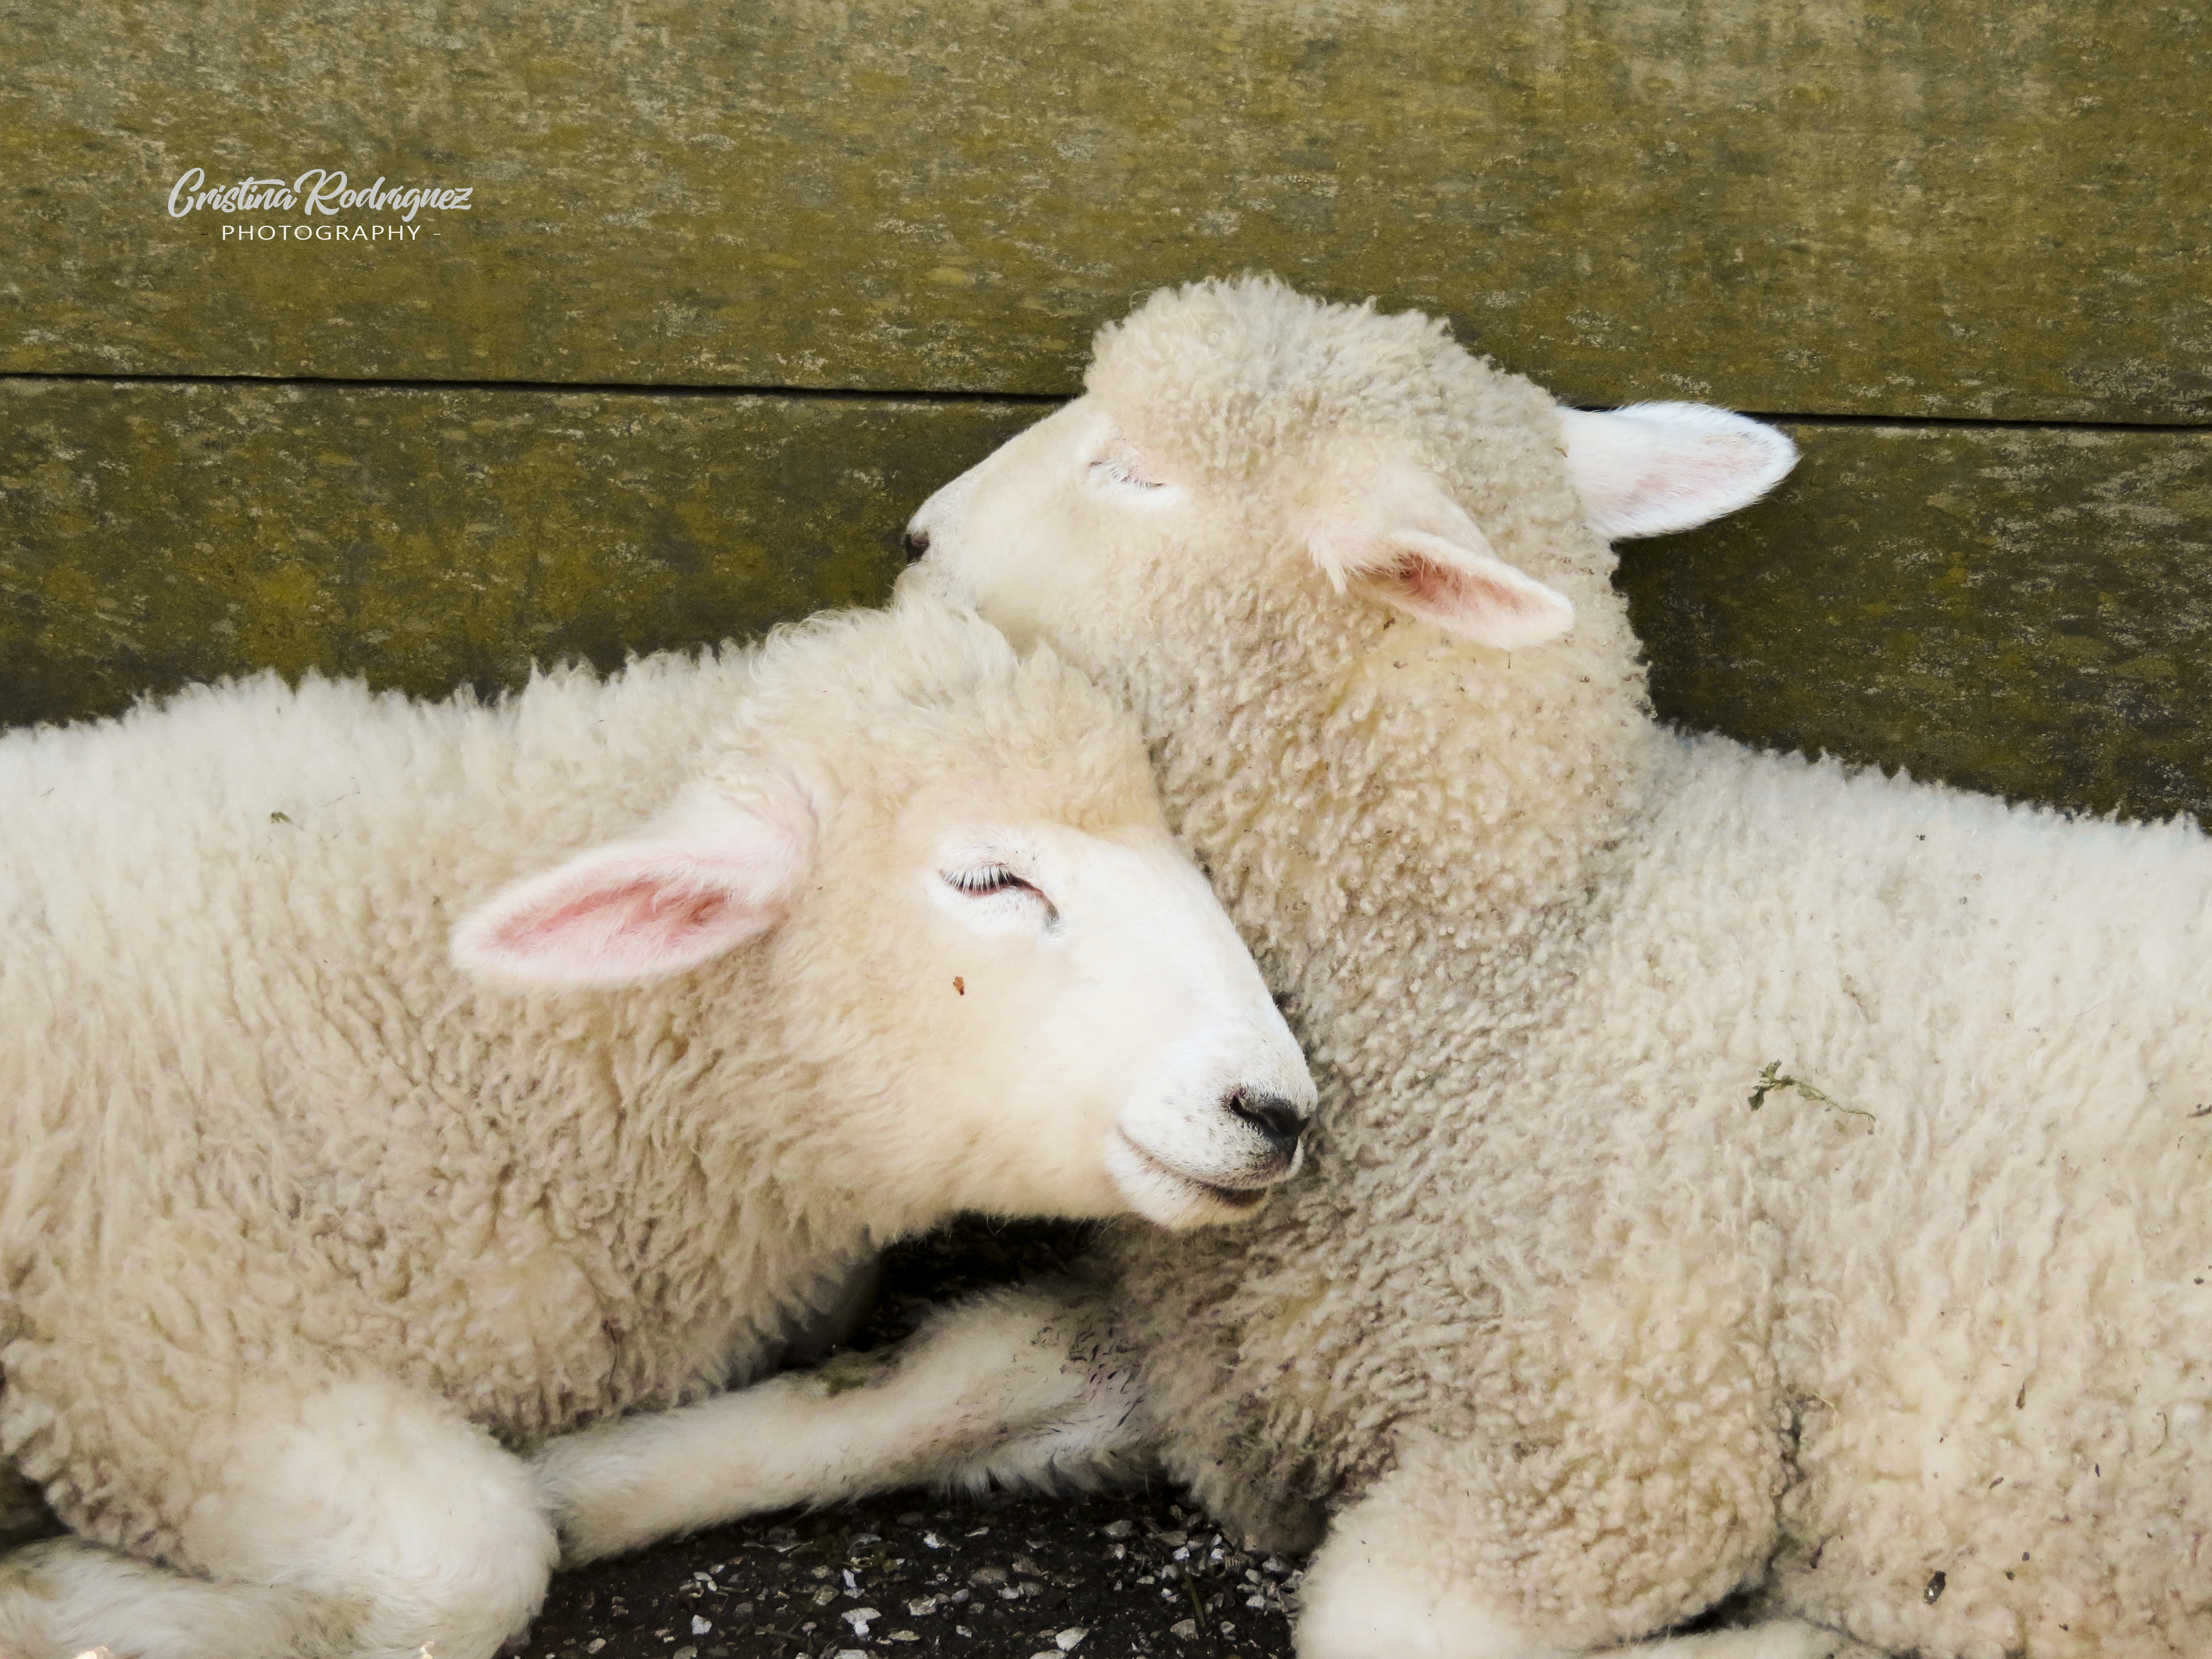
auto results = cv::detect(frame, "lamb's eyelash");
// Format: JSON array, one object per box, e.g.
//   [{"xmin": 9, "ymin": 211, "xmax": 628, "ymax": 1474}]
[
  {"xmin": 1091, "ymin": 457, "xmax": 1164, "ymax": 491},
  {"xmin": 942, "ymin": 864, "xmax": 1059, "ymax": 924},
  {"xmin": 944, "ymin": 864, "xmax": 1029, "ymax": 895}
]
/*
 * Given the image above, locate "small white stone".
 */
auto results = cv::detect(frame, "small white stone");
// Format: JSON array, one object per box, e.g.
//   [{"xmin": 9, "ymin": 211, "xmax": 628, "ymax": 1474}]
[
  {"xmin": 840, "ymin": 1607, "xmax": 882, "ymax": 1636},
  {"xmin": 1169, "ymin": 1618, "xmax": 1199, "ymax": 1639},
  {"xmin": 923, "ymin": 1531, "xmax": 947, "ymax": 1548},
  {"xmin": 586, "ymin": 1644, "xmax": 606, "ymax": 1656},
  {"xmin": 1056, "ymin": 1627, "xmax": 1089, "ymax": 1650},
  {"xmin": 1100, "ymin": 1519, "xmax": 1135, "ymax": 1539},
  {"xmin": 906, "ymin": 1595, "xmax": 942, "ymax": 1615},
  {"xmin": 692, "ymin": 1615, "xmax": 713, "ymax": 1635}
]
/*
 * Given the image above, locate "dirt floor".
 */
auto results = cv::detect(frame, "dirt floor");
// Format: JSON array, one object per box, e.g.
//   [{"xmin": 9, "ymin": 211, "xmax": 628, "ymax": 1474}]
[
  {"xmin": 525, "ymin": 1219, "xmax": 1299, "ymax": 1659},
  {"xmin": 525, "ymin": 1485, "xmax": 1298, "ymax": 1659}
]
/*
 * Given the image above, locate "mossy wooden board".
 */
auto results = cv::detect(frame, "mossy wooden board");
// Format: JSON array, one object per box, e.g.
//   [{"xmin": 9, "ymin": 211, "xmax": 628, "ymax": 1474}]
[
  {"xmin": 0, "ymin": 378, "xmax": 1038, "ymax": 729},
  {"xmin": 5, "ymin": 381, "xmax": 2208, "ymax": 822},
  {"xmin": 1618, "ymin": 424, "xmax": 2212, "ymax": 824},
  {"xmin": 5, "ymin": 0, "xmax": 2206, "ymax": 421}
]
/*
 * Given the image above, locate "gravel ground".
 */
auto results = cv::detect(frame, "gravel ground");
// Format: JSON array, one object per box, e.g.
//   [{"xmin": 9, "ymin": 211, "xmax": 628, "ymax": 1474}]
[
  {"xmin": 525, "ymin": 1487, "xmax": 1298, "ymax": 1659},
  {"xmin": 526, "ymin": 1219, "xmax": 1298, "ymax": 1659}
]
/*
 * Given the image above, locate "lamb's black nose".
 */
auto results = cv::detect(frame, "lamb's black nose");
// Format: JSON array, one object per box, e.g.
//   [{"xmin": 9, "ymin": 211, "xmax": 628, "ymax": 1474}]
[
  {"xmin": 903, "ymin": 527, "xmax": 931, "ymax": 562},
  {"xmin": 1227, "ymin": 1091, "xmax": 1305, "ymax": 1158}
]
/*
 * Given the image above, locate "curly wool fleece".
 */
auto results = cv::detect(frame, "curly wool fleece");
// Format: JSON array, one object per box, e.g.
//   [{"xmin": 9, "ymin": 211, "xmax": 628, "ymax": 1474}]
[{"xmin": 903, "ymin": 278, "xmax": 2212, "ymax": 1659}]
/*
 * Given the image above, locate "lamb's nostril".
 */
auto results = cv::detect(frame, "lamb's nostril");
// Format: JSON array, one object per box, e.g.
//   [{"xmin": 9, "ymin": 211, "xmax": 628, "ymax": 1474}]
[
  {"xmin": 1226, "ymin": 1090, "xmax": 1305, "ymax": 1157},
  {"xmin": 903, "ymin": 527, "xmax": 931, "ymax": 562}
]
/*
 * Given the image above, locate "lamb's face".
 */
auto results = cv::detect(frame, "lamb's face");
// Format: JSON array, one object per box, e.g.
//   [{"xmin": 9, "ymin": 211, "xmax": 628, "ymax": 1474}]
[
  {"xmin": 898, "ymin": 399, "xmax": 1179, "ymax": 661},
  {"xmin": 900, "ymin": 390, "xmax": 1595, "ymax": 676},
  {"xmin": 450, "ymin": 669, "xmax": 1316, "ymax": 1233},
  {"xmin": 899, "ymin": 280, "xmax": 1796, "ymax": 675},
  {"xmin": 835, "ymin": 789, "xmax": 1316, "ymax": 1228}
]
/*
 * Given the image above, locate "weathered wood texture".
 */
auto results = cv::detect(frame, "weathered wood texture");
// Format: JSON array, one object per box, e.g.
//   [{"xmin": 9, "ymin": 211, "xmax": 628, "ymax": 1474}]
[
  {"xmin": 6, "ymin": 381, "xmax": 2207, "ymax": 821},
  {"xmin": 5, "ymin": 0, "xmax": 2206, "ymax": 420},
  {"xmin": 0, "ymin": 378, "xmax": 1034, "ymax": 726},
  {"xmin": 1619, "ymin": 424, "xmax": 2212, "ymax": 823}
]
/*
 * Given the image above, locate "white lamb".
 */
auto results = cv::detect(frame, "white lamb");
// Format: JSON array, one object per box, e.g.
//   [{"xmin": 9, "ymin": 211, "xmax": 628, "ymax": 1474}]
[
  {"xmin": 0, "ymin": 591, "xmax": 1314, "ymax": 1659},
  {"xmin": 544, "ymin": 279, "xmax": 2212, "ymax": 1659}
]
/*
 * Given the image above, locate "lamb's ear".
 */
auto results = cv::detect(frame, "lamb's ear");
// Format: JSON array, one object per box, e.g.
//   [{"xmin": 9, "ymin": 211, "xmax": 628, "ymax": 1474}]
[
  {"xmin": 1560, "ymin": 402, "xmax": 1797, "ymax": 539},
  {"xmin": 452, "ymin": 795, "xmax": 814, "ymax": 987},
  {"xmin": 1319, "ymin": 521, "xmax": 1575, "ymax": 650}
]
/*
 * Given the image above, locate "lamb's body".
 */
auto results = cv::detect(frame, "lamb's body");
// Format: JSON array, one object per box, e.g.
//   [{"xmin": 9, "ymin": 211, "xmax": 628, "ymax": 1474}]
[
  {"xmin": 3, "ymin": 659, "xmax": 853, "ymax": 1505},
  {"xmin": 588, "ymin": 281, "xmax": 2209, "ymax": 1658},
  {"xmin": 1121, "ymin": 730, "xmax": 2210, "ymax": 1657},
  {"xmin": 0, "ymin": 595, "xmax": 1313, "ymax": 1659}
]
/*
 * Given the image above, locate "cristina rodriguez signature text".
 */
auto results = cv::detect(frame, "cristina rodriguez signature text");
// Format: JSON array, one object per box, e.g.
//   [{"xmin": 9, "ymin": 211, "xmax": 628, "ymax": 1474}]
[{"xmin": 168, "ymin": 168, "xmax": 473, "ymax": 225}]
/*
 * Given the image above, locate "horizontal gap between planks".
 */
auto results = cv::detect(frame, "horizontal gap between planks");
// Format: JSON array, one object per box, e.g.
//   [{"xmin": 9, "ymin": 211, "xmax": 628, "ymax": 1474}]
[{"xmin": 3, "ymin": 371, "xmax": 2208, "ymax": 435}]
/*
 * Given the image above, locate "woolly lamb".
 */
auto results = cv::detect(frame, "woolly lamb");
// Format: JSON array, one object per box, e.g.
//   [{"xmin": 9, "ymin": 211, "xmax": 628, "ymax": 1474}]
[
  {"xmin": 0, "ymin": 591, "xmax": 1314, "ymax": 1659},
  {"xmin": 550, "ymin": 280, "xmax": 2212, "ymax": 1659}
]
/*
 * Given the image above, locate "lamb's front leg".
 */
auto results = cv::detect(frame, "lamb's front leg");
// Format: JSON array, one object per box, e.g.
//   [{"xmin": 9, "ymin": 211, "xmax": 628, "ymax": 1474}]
[
  {"xmin": 0, "ymin": 1371, "xmax": 554, "ymax": 1659},
  {"xmin": 536, "ymin": 1281, "xmax": 1155, "ymax": 1563}
]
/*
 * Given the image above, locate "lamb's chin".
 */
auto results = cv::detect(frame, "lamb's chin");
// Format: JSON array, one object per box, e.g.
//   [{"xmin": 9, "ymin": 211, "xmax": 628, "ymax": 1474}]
[{"xmin": 1108, "ymin": 1132, "xmax": 1275, "ymax": 1230}]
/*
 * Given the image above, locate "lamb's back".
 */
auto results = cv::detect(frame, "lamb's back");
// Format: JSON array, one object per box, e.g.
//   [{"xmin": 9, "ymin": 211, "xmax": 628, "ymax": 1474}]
[
  {"xmin": 0, "ymin": 657, "xmax": 751, "ymax": 1388},
  {"xmin": 1558, "ymin": 735, "xmax": 2212, "ymax": 1655}
]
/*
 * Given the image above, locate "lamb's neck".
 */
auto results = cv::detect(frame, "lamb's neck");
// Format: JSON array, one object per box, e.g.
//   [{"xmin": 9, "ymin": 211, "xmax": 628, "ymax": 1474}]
[
  {"xmin": 1124, "ymin": 617, "xmax": 1659, "ymax": 1097},
  {"xmin": 512, "ymin": 993, "xmax": 881, "ymax": 1355}
]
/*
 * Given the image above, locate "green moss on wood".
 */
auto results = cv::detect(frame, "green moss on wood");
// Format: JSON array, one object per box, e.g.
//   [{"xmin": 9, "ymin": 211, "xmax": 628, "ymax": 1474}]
[
  {"xmin": 6, "ymin": 384, "xmax": 2208, "ymax": 824},
  {"xmin": 0, "ymin": 378, "xmax": 1038, "ymax": 727},
  {"xmin": 3, "ymin": 0, "xmax": 2206, "ymax": 419},
  {"xmin": 1618, "ymin": 423, "xmax": 2212, "ymax": 823}
]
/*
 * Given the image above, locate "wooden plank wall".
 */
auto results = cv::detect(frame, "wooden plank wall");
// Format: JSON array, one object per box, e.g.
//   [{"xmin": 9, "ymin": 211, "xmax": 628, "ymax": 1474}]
[{"xmin": 4, "ymin": 0, "xmax": 2208, "ymax": 818}]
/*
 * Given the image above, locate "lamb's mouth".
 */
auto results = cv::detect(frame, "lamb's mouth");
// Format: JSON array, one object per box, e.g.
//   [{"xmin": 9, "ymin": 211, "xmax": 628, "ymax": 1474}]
[{"xmin": 1117, "ymin": 1133, "xmax": 1273, "ymax": 1211}]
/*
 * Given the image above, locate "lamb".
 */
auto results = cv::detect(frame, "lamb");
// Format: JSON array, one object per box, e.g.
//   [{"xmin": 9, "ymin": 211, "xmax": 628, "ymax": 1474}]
[
  {"xmin": 543, "ymin": 279, "xmax": 2212, "ymax": 1659},
  {"xmin": 0, "ymin": 589, "xmax": 1315, "ymax": 1659}
]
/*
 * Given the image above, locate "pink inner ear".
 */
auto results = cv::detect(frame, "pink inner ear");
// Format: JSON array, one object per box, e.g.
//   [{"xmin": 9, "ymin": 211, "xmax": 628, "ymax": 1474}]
[
  {"xmin": 495, "ymin": 878, "xmax": 736, "ymax": 958},
  {"xmin": 1395, "ymin": 553, "xmax": 1543, "ymax": 621},
  {"xmin": 1372, "ymin": 538, "xmax": 1574, "ymax": 650},
  {"xmin": 1562, "ymin": 404, "xmax": 1797, "ymax": 539},
  {"xmin": 455, "ymin": 827, "xmax": 803, "ymax": 987}
]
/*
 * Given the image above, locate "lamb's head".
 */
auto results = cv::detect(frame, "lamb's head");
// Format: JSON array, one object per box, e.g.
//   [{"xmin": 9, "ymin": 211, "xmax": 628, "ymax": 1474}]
[
  {"xmin": 451, "ymin": 594, "xmax": 1315, "ymax": 1232},
  {"xmin": 900, "ymin": 275, "xmax": 1794, "ymax": 704}
]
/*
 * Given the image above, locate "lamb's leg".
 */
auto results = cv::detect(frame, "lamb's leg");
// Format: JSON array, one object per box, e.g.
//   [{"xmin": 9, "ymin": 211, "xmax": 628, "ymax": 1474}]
[
  {"xmin": 0, "ymin": 1373, "xmax": 555, "ymax": 1659},
  {"xmin": 1295, "ymin": 1472, "xmax": 1877, "ymax": 1659},
  {"xmin": 538, "ymin": 1281, "xmax": 1154, "ymax": 1563},
  {"xmin": 0, "ymin": 1536, "xmax": 329, "ymax": 1658}
]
